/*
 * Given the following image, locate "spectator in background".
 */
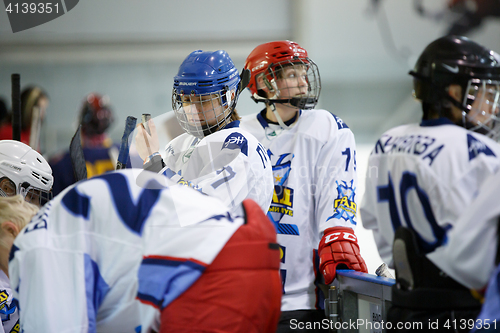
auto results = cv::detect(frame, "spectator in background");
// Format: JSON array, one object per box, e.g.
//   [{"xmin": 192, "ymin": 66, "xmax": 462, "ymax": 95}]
[
  {"xmin": 0, "ymin": 97, "xmax": 8, "ymax": 126},
  {"xmin": 49, "ymin": 93, "xmax": 118, "ymax": 196},
  {"xmin": 0, "ymin": 86, "xmax": 49, "ymax": 151}
]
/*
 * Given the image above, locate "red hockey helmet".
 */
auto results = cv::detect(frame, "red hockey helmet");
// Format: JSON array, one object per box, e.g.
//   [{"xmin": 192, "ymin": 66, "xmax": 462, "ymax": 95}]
[
  {"xmin": 79, "ymin": 93, "xmax": 114, "ymax": 136},
  {"xmin": 244, "ymin": 40, "xmax": 321, "ymax": 109}
]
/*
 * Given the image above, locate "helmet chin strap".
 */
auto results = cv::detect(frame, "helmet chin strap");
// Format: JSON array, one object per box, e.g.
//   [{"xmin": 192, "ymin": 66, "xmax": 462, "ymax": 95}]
[
  {"xmin": 269, "ymin": 102, "xmax": 296, "ymax": 130},
  {"xmin": 254, "ymin": 88, "xmax": 298, "ymax": 130}
]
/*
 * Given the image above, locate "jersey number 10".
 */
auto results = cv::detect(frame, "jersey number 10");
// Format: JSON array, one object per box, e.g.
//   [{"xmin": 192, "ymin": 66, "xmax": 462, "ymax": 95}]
[{"xmin": 377, "ymin": 171, "xmax": 449, "ymax": 254}]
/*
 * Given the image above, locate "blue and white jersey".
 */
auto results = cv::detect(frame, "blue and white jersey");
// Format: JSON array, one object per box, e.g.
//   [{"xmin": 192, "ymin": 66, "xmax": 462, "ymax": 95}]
[
  {"xmin": 9, "ymin": 169, "xmax": 243, "ymax": 333},
  {"xmin": 240, "ymin": 109, "xmax": 358, "ymax": 312},
  {"xmin": 161, "ymin": 121, "xmax": 273, "ymax": 214},
  {"xmin": 442, "ymin": 169, "xmax": 500, "ymax": 290},
  {"xmin": 360, "ymin": 118, "xmax": 500, "ymax": 279},
  {"xmin": 0, "ymin": 271, "xmax": 19, "ymax": 333}
]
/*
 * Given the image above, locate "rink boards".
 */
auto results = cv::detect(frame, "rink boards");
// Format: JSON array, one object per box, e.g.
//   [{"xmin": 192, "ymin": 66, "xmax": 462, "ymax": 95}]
[{"xmin": 326, "ymin": 270, "xmax": 395, "ymax": 333}]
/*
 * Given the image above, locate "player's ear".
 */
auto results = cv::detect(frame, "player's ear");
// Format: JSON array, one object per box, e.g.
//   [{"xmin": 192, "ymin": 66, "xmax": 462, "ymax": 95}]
[{"xmin": 1, "ymin": 221, "xmax": 20, "ymax": 238}]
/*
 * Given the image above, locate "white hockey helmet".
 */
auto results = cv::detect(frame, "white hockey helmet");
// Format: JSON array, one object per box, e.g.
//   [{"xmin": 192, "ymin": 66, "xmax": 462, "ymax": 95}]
[{"xmin": 0, "ymin": 140, "xmax": 53, "ymax": 206}]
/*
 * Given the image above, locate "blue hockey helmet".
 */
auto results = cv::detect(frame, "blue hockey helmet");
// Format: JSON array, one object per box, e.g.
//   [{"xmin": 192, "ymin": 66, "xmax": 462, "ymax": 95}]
[{"xmin": 172, "ymin": 50, "xmax": 242, "ymax": 138}]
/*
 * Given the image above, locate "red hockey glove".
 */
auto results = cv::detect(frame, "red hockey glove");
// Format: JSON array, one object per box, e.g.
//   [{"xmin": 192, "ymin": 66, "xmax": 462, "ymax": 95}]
[{"xmin": 318, "ymin": 226, "xmax": 367, "ymax": 284}]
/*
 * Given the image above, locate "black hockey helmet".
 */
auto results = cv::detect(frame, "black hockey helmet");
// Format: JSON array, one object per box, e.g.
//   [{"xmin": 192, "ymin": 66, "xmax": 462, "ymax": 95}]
[{"xmin": 410, "ymin": 35, "xmax": 500, "ymax": 139}]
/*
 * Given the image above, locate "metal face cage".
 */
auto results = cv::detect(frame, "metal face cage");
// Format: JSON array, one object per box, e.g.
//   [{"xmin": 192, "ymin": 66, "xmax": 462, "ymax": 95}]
[
  {"xmin": 463, "ymin": 79, "xmax": 500, "ymax": 141},
  {"xmin": 172, "ymin": 88, "xmax": 235, "ymax": 139},
  {"xmin": 259, "ymin": 58, "xmax": 321, "ymax": 110}
]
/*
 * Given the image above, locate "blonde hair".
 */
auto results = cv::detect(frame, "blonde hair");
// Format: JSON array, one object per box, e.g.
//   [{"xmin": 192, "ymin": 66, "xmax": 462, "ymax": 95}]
[
  {"xmin": 0, "ymin": 195, "xmax": 39, "ymax": 231},
  {"xmin": 21, "ymin": 87, "xmax": 48, "ymax": 130},
  {"xmin": 231, "ymin": 109, "xmax": 241, "ymax": 122}
]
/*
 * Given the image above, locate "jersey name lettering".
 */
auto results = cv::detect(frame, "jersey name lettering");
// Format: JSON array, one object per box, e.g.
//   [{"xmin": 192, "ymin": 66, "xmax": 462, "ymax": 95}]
[{"xmin": 374, "ymin": 134, "xmax": 444, "ymax": 165}]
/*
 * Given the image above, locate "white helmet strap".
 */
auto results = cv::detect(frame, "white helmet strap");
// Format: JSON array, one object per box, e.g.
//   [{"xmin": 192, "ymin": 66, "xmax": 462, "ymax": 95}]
[{"xmin": 270, "ymin": 103, "xmax": 294, "ymax": 130}]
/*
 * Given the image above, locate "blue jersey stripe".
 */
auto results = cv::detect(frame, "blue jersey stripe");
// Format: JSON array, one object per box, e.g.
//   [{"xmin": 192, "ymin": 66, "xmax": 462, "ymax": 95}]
[
  {"xmin": 84, "ymin": 254, "xmax": 110, "ymax": 332},
  {"xmin": 137, "ymin": 258, "xmax": 205, "ymax": 309}
]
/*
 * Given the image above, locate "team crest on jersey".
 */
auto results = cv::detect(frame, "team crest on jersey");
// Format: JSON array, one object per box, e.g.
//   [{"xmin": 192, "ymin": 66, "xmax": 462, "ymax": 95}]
[
  {"xmin": 222, "ymin": 133, "xmax": 248, "ymax": 156},
  {"xmin": 0, "ymin": 290, "xmax": 17, "ymax": 322},
  {"xmin": 327, "ymin": 180, "xmax": 357, "ymax": 225},
  {"xmin": 267, "ymin": 153, "xmax": 299, "ymax": 235},
  {"xmin": 467, "ymin": 134, "xmax": 496, "ymax": 161},
  {"xmin": 0, "ymin": 290, "xmax": 8, "ymax": 308}
]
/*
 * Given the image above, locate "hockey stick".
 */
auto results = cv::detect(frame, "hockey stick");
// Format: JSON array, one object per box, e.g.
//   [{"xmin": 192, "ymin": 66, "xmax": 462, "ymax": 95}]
[
  {"xmin": 238, "ymin": 69, "xmax": 251, "ymax": 94},
  {"xmin": 116, "ymin": 116, "xmax": 137, "ymax": 170},
  {"xmin": 140, "ymin": 113, "xmax": 154, "ymax": 158},
  {"xmin": 141, "ymin": 113, "xmax": 151, "ymax": 135},
  {"xmin": 11, "ymin": 74, "xmax": 21, "ymax": 141},
  {"xmin": 69, "ymin": 125, "xmax": 87, "ymax": 181}
]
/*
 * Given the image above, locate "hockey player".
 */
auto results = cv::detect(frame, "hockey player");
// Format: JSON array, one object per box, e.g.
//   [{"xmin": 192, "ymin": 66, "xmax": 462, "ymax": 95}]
[
  {"xmin": 0, "ymin": 196, "xmax": 39, "ymax": 333},
  {"xmin": 442, "ymin": 170, "xmax": 500, "ymax": 332},
  {"xmin": 0, "ymin": 140, "xmax": 53, "ymax": 207},
  {"xmin": 239, "ymin": 40, "xmax": 367, "ymax": 332},
  {"xmin": 0, "ymin": 86, "xmax": 49, "ymax": 151},
  {"xmin": 135, "ymin": 49, "xmax": 274, "ymax": 213},
  {"xmin": 50, "ymin": 93, "xmax": 118, "ymax": 195},
  {"xmin": 9, "ymin": 169, "xmax": 281, "ymax": 332},
  {"xmin": 360, "ymin": 35, "xmax": 500, "ymax": 330},
  {"xmin": 0, "ymin": 139, "xmax": 53, "ymax": 333}
]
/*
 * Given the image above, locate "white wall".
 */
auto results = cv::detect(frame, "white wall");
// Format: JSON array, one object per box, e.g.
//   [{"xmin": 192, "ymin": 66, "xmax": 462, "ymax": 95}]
[{"xmin": 1, "ymin": 0, "xmax": 499, "ymax": 157}]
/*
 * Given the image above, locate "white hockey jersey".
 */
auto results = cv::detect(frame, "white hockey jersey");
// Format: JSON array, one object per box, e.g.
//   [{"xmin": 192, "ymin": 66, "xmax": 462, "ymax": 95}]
[
  {"xmin": 9, "ymin": 169, "xmax": 243, "ymax": 333},
  {"xmin": 239, "ymin": 109, "xmax": 358, "ymax": 311},
  {"xmin": 161, "ymin": 121, "xmax": 274, "ymax": 214},
  {"xmin": 441, "ymin": 170, "xmax": 500, "ymax": 290},
  {"xmin": 0, "ymin": 271, "xmax": 18, "ymax": 333},
  {"xmin": 360, "ymin": 118, "xmax": 500, "ymax": 280}
]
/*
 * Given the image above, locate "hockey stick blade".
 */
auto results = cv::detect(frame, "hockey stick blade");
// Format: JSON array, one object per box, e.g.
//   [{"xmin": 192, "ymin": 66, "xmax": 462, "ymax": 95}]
[
  {"xmin": 70, "ymin": 125, "xmax": 87, "ymax": 181},
  {"xmin": 116, "ymin": 116, "xmax": 137, "ymax": 170},
  {"xmin": 238, "ymin": 69, "xmax": 251, "ymax": 94}
]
